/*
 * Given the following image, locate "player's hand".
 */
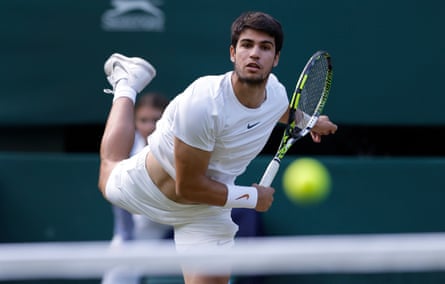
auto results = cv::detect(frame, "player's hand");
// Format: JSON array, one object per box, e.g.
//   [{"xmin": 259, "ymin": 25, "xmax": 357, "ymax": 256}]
[
  {"xmin": 310, "ymin": 115, "xmax": 338, "ymax": 143},
  {"xmin": 252, "ymin": 183, "xmax": 275, "ymax": 212}
]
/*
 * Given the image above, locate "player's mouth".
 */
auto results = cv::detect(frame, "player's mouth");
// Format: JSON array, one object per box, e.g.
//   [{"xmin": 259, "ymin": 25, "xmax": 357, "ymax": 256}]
[{"xmin": 246, "ymin": 62, "xmax": 260, "ymax": 71}]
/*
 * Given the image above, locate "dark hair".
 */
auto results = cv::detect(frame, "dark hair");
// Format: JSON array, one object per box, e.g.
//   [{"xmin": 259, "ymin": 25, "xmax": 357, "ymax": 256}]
[
  {"xmin": 135, "ymin": 92, "xmax": 169, "ymax": 112},
  {"xmin": 231, "ymin": 11, "xmax": 284, "ymax": 54}
]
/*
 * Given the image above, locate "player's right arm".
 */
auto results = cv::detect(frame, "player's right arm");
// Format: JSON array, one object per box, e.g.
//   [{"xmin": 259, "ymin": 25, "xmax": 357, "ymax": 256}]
[
  {"xmin": 174, "ymin": 137, "xmax": 274, "ymax": 211},
  {"xmin": 174, "ymin": 137, "xmax": 227, "ymax": 206}
]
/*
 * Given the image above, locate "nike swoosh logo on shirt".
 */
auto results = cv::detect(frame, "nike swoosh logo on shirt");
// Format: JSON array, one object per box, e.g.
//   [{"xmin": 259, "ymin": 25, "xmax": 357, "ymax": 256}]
[
  {"xmin": 235, "ymin": 194, "xmax": 250, "ymax": 200},
  {"xmin": 247, "ymin": 122, "xmax": 260, "ymax": 129}
]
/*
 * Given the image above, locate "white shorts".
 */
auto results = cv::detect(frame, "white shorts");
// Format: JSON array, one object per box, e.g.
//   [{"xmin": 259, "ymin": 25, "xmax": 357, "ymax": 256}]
[{"xmin": 105, "ymin": 146, "xmax": 238, "ymax": 252}]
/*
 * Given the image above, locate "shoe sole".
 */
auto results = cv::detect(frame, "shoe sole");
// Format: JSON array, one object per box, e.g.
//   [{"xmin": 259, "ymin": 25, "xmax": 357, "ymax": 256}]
[{"xmin": 104, "ymin": 53, "xmax": 156, "ymax": 78}]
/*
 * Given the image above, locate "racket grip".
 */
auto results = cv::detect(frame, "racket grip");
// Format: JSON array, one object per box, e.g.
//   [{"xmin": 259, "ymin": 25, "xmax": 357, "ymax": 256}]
[{"xmin": 259, "ymin": 159, "xmax": 280, "ymax": 187}]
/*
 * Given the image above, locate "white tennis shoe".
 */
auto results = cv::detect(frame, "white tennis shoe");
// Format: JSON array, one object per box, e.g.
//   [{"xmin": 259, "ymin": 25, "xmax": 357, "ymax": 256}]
[{"xmin": 104, "ymin": 53, "xmax": 156, "ymax": 94}]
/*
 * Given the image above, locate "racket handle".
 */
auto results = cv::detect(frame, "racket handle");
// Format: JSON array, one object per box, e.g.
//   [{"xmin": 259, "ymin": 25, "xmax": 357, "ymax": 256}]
[{"xmin": 259, "ymin": 159, "xmax": 280, "ymax": 187}]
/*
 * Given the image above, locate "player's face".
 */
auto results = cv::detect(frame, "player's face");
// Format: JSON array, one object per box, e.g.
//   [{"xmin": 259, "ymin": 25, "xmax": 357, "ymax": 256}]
[
  {"xmin": 230, "ymin": 28, "xmax": 280, "ymax": 85},
  {"xmin": 135, "ymin": 105, "xmax": 163, "ymax": 139}
]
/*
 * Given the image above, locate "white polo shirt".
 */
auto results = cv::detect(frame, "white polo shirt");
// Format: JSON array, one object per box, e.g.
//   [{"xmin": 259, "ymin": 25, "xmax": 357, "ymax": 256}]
[{"xmin": 148, "ymin": 71, "xmax": 288, "ymax": 185}]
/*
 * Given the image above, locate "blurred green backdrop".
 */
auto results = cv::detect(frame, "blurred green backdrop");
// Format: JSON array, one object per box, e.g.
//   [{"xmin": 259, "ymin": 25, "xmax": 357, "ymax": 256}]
[
  {"xmin": 1, "ymin": 0, "xmax": 445, "ymax": 283},
  {"xmin": 1, "ymin": 0, "xmax": 444, "ymax": 125}
]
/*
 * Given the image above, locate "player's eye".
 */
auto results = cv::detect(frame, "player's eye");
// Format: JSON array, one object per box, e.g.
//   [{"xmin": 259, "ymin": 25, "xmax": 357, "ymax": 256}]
[
  {"xmin": 239, "ymin": 40, "xmax": 253, "ymax": 48},
  {"xmin": 261, "ymin": 44, "xmax": 272, "ymax": 51}
]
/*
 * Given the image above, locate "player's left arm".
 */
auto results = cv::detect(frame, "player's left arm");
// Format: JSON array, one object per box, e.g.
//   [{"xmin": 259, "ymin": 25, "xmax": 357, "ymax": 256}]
[
  {"xmin": 278, "ymin": 108, "xmax": 337, "ymax": 142},
  {"xmin": 310, "ymin": 115, "xmax": 338, "ymax": 143},
  {"xmin": 278, "ymin": 107, "xmax": 290, "ymax": 124}
]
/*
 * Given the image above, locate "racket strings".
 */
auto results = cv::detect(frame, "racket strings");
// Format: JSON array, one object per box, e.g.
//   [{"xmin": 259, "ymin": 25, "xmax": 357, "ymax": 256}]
[{"xmin": 297, "ymin": 57, "xmax": 330, "ymax": 121}]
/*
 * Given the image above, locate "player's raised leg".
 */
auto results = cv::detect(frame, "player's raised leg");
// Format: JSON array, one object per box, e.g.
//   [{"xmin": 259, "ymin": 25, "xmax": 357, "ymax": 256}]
[{"xmin": 98, "ymin": 53, "xmax": 156, "ymax": 194}]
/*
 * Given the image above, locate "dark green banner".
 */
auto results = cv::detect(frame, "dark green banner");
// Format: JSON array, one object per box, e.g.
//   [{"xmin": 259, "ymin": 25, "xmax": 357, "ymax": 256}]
[{"xmin": 0, "ymin": 0, "xmax": 443, "ymax": 125}]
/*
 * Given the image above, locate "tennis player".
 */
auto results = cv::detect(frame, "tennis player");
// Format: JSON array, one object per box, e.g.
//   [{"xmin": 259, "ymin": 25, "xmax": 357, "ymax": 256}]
[
  {"xmin": 102, "ymin": 92, "xmax": 171, "ymax": 284},
  {"xmin": 98, "ymin": 11, "xmax": 337, "ymax": 284}
]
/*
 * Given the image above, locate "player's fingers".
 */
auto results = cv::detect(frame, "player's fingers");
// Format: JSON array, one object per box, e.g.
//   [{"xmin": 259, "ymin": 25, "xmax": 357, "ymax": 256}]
[
  {"xmin": 253, "ymin": 184, "xmax": 274, "ymax": 211},
  {"xmin": 330, "ymin": 123, "xmax": 338, "ymax": 134},
  {"xmin": 311, "ymin": 132, "xmax": 322, "ymax": 143}
]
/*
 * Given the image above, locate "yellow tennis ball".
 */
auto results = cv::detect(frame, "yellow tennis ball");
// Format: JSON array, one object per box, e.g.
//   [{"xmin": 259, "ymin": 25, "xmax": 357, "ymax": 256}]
[{"xmin": 282, "ymin": 158, "xmax": 331, "ymax": 205}]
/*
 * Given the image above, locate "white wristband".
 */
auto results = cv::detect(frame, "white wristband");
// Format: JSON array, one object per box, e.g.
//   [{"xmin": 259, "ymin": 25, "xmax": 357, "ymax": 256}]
[
  {"xmin": 224, "ymin": 185, "xmax": 258, "ymax": 209},
  {"xmin": 113, "ymin": 80, "xmax": 137, "ymax": 104}
]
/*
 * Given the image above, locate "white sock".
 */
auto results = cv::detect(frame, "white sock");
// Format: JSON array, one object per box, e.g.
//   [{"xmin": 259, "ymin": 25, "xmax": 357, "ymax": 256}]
[{"xmin": 113, "ymin": 79, "xmax": 137, "ymax": 104}]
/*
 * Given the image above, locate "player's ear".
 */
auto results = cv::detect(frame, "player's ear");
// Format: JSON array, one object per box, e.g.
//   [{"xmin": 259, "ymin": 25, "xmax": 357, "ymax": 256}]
[
  {"xmin": 230, "ymin": 45, "xmax": 235, "ymax": 62},
  {"xmin": 273, "ymin": 51, "xmax": 280, "ymax": 67}
]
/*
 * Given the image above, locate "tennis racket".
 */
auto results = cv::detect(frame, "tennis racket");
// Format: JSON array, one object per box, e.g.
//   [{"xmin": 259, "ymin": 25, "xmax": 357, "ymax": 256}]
[{"xmin": 259, "ymin": 50, "xmax": 333, "ymax": 187}]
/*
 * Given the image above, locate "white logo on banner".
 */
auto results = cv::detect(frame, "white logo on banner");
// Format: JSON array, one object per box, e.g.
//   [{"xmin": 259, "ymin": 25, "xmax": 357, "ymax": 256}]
[{"xmin": 102, "ymin": 0, "xmax": 165, "ymax": 32}]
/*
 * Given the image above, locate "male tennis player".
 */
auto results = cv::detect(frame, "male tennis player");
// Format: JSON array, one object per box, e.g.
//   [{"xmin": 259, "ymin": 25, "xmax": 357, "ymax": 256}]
[
  {"xmin": 98, "ymin": 11, "xmax": 337, "ymax": 284},
  {"xmin": 102, "ymin": 92, "xmax": 171, "ymax": 284}
]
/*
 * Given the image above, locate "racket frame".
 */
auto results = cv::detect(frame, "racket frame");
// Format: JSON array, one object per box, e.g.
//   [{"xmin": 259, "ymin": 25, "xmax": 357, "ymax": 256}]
[{"xmin": 259, "ymin": 51, "xmax": 333, "ymax": 186}]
